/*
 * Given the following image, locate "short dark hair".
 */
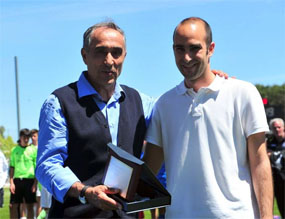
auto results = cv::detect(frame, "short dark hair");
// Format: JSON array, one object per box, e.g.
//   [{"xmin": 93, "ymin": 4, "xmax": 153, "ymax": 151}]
[
  {"xmin": 83, "ymin": 20, "xmax": 126, "ymax": 51},
  {"xmin": 173, "ymin": 17, "xmax": 212, "ymax": 48},
  {"xmin": 30, "ymin": 129, "xmax": 38, "ymax": 135},
  {"xmin": 19, "ymin": 128, "xmax": 30, "ymax": 137}
]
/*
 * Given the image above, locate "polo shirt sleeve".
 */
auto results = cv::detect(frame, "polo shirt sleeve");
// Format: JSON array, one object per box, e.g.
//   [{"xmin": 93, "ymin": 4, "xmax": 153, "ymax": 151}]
[{"xmin": 241, "ymin": 83, "xmax": 269, "ymax": 138}]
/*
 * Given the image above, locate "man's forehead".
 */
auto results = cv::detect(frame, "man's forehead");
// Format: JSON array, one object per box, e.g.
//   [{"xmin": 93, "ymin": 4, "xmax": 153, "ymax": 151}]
[
  {"xmin": 274, "ymin": 121, "xmax": 282, "ymax": 127},
  {"xmin": 175, "ymin": 21, "xmax": 205, "ymax": 36},
  {"xmin": 174, "ymin": 23, "xmax": 207, "ymax": 45},
  {"xmin": 90, "ymin": 27, "xmax": 125, "ymax": 48},
  {"xmin": 91, "ymin": 27, "xmax": 124, "ymax": 40}
]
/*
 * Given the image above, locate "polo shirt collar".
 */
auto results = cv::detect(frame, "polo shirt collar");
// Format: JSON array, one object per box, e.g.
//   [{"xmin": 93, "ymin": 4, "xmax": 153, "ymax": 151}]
[
  {"xmin": 206, "ymin": 75, "xmax": 223, "ymax": 92},
  {"xmin": 77, "ymin": 71, "xmax": 124, "ymax": 100},
  {"xmin": 176, "ymin": 80, "xmax": 188, "ymax": 95},
  {"xmin": 176, "ymin": 75, "xmax": 224, "ymax": 95}
]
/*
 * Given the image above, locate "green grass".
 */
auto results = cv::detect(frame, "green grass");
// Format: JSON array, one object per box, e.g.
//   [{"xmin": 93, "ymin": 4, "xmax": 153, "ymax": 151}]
[
  {"xmin": 0, "ymin": 187, "xmax": 10, "ymax": 219},
  {"xmin": 274, "ymin": 198, "xmax": 281, "ymax": 216},
  {"xmin": 0, "ymin": 188, "xmax": 281, "ymax": 218}
]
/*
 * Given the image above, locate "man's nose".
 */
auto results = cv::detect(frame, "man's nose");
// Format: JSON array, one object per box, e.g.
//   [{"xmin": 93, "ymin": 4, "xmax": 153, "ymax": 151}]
[
  {"xmin": 184, "ymin": 52, "xmax": 191, "ymax": 63},
  {"xmin": 104, "ymin": 53, "xmax": 114, "ymax": 66}
]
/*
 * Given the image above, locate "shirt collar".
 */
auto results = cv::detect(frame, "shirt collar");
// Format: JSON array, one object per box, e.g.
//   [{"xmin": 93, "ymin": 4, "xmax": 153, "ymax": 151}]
[
  {"xmin": 176, "ymin": 80, "xmax": 188, "ymax": 95},
  {"xmin": 176, "ymin": 75, "xmax": 224, "ymax": 95},
  {"xmin": 206, "ymin": 75, "xmax": 224, "ymax": 92},
  {"xmin": 77, "ymin": 71, "xmax": 124, "ymax": 100}
]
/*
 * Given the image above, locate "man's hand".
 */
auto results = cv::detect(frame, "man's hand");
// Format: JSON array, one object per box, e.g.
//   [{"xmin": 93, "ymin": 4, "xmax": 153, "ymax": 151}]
[
  {"xmin": 85, "ymin": 185, "xmax": 122, "ymax": 211},
  {"xmin": 9, "ymin": 167, "xmax": 15, "ymax": 194},
  {"xmin": 31, "ymin": 181, "xmax": 37, "ymax": 193},
  {"xmin": 67, "ymin": 182, "xmax": 122, "ymax": 211},
  {"xmin": 212, "ymin": 69, "xmax": 229, "ymax": 79},
  {"xmin": 10, "ymin": 182, "xmax": 15, "ymax": 194}
]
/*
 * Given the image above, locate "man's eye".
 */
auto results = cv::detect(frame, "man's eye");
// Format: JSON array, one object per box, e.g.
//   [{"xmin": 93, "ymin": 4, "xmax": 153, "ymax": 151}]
[
  {"xmin": 189, "ymin": 45, "xmax": 201, "ymax": 52},
  {"xmin": 175, "ymin": 47, "xmax": 185, "ymax": 53},
  {"xmin": 94, "ymin": 48, "xmax": 107, "ymax": 56},
  {"xmin": 111, "ymin": 48, "xmax": 123, "ymax": 58}
]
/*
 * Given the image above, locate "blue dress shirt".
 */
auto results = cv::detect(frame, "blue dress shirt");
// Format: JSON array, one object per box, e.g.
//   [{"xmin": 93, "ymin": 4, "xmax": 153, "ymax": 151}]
[{"xmin": 36, "ymin": 72, "xmax": 155, "ymax": 203}]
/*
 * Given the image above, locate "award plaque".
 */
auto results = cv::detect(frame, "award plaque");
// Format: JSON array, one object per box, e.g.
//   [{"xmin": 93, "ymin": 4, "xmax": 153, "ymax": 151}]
[{"xmin": 102, "ymin": 143, "xmax": 171, "ymax": 213}]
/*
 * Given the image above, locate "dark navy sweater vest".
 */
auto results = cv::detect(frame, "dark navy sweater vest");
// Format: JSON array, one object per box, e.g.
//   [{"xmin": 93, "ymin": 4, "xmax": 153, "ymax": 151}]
[{"xmin": 49, "ymin": 82, "xmax": 146, "ymax": 218}]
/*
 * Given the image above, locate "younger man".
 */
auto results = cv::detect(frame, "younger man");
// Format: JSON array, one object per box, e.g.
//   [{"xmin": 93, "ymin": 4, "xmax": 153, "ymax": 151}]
[{"xmin": 144, "ymin": 17, "xmax": 273, "ymax": 218}]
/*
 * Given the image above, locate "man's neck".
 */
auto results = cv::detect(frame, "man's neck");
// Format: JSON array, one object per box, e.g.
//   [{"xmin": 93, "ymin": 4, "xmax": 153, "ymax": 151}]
[
  {"xmin": 98, "ymin": 87, "xmax": 115, "ymax": 102},
  {"xmin": 92, "ymin": 82, "xmax": 115, "ymax": 102},
  {"xmin": 185, "ymin": 69, "xmax": 215, "ymax": 92},
  {"xmin": 276, "ymin": 134, "xmax": 285, "ymax": 143},
  {"xmin": 85, "ymin": 72, "xmax": 116, "ymax": 102}
]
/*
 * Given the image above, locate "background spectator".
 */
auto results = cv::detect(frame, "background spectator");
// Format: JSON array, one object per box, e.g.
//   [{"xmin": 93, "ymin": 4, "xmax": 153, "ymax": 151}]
[
  {"xmin": 267, "ymin": 118, "xmax": 285, "ymax": 218},
  {"xmin": 0, "ymin": 143, "xmax": 8, "ymax": 208}
]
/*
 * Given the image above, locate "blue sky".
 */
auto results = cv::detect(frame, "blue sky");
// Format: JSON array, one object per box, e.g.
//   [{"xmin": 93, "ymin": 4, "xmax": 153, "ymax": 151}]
[{"xmin": 1, "ymin": 0, "xmax": 284, "ymax": 141}]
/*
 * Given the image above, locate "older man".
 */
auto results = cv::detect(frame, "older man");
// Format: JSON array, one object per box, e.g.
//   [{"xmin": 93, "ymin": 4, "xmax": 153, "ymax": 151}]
[{"xmin": 36, "ymin": 21, "xmax": 154, "ymax": 218}]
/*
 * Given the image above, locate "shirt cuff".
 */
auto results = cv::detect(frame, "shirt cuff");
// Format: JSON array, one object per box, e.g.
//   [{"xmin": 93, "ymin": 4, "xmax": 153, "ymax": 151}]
[{"xmin": 50, "ymin": 166, "xmax": 80, "ymax": 203}]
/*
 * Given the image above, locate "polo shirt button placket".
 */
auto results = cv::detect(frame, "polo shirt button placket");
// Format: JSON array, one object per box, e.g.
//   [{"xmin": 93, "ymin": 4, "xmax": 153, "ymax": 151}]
[{"xmin": 193, "ymin": 93, "xmax": 203, "ymax": 117}]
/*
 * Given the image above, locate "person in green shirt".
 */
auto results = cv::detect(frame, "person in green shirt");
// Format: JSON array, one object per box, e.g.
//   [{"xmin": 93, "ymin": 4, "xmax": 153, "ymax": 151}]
[
  {"xmin": 30, "ymin": 129, "xmax": 42, "ymax": 217},
  {"xmin": 9, "ymin": 128, "xmax": 37, "ymax": 219}
]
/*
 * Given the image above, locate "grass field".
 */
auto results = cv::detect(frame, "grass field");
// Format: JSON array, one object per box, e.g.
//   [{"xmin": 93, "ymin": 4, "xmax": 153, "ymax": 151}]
[
  {"xmin": 0, "ymin": 188, "xmax": 10, "ymax": 218},
  {"xmin": 0, "ymin": 188, "xmax": 281, "ymax": 218}
]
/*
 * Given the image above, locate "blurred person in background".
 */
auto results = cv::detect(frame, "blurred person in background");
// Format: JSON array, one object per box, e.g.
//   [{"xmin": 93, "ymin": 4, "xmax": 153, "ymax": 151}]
[
  {"xmin": 37, "ymin": 186, "xmax": 52, "ymax": 219},
  {"xmin": 267, "ymin": 118, "xmax": 285, "ymax": 218},
  {"xmin": 0, "ymin": 142, "xmax": 8, "ymax": 208},
  {"xmin": 30, "ymin": 129, "xmax": 42, "ymax": 217},
  {"xmin": 9, "ymin": 129, "xmax": 37, "ymax": 219}
]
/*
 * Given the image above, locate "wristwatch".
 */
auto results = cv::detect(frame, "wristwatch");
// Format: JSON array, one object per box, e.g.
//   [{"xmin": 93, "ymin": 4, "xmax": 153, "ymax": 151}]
[{"xmin": 78, "ymin": 185, "xmax": 90, "ymax": 204}]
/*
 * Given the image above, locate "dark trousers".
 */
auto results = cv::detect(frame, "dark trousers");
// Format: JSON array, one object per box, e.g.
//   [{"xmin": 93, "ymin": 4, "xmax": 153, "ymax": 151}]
[
  {"xmin": 0, "ymin": 188, "xmax": 3, "ymax": 207},
  {"xmin": 273, "ymin": 169, "xmax": 284, "ymax": 218}
]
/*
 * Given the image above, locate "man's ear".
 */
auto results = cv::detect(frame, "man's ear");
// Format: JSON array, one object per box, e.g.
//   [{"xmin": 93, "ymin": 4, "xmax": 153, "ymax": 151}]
[
  {"xmin": 81, "ymin": 48, "xmax": 88, "ymax": 65},
  {"xmin": 208, "ymin": 42, "xmax": 215, "ymax": 57}
]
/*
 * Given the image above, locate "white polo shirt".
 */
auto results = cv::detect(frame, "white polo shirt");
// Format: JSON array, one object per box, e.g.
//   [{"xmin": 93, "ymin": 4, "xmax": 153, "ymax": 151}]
[{"xmin": 146, "ymin": 76, "xmax": 269, "ymax": 218}]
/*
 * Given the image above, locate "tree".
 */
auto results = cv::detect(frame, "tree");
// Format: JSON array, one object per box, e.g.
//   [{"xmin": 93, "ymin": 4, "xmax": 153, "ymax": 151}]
[
  {"xmin": 256, "ymin": 83, "xmax": 285, "ymax": 106},
  {"xmin": 0, "ymin": 126, "xmax": 5, "ymax": 138},
  {"xmin": 255, "ymin": 83, "xmax": 285, "ymax": 122},
  {"xmin": 0, "ymin": 126, "xmax": 16, "ymax": 159}
]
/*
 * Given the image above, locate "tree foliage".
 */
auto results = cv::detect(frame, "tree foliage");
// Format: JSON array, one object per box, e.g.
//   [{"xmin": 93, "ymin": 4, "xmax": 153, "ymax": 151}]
[
  {"xmin": 0, "ymin": 126, "xmax": 16, "ymax": 159},
  {"xmin": 255, "ymin": 84, "xmax": 285, "ymax": 122},
  {"xmin": 255, "ymin": 83, "xmax": 285, "ymax": 106}
]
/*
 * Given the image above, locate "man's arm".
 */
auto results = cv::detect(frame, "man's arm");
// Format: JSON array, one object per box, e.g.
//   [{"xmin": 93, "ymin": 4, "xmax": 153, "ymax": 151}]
[
  {"xmin": 248, "ymin": 132, "xmax": 273, "ymax": 219},
  {"xmin": 36, "ymin": 94, "xmax": 121, "ymax": 210},
  {"xmin": 142, "ymin": 142, "xmax": 164, "ymax": 175},
  {"xmin": 9, "ymin": 166, "xmax": 15, "ymax": 194},
  {"xmin": 36, "ymin": 94, "xmax": 79, "ymax": 203}
]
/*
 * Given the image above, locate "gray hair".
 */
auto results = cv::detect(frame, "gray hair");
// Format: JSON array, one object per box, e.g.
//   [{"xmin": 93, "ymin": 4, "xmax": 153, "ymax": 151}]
[
  {"xmin": 83, "ymin": 20, "xmax": 126, "ymax": 51},
  {"xmin": 269, "ymin": 118, "xmax": 284, "ymax": 129}
]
